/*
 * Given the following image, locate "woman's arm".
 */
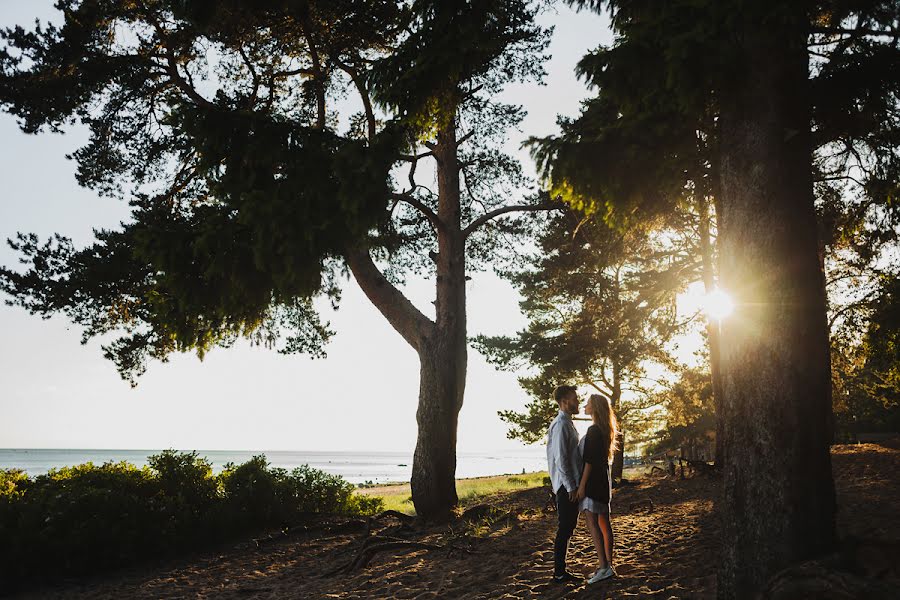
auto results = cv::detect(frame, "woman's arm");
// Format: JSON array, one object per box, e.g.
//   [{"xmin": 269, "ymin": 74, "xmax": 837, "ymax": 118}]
[
  {"xmin": 577, "ymin": 426, "xmax": 601, "ymax": 501},
  {"xmin": 576, "ymin": 461, "xmax": 592, "ymax": 501}
]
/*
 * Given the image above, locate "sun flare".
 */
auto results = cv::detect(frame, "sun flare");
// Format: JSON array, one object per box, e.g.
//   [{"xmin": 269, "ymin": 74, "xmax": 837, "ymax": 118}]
[{"xmin": 702, "ymin": 289, "xmax": 735, "ymax": 321}]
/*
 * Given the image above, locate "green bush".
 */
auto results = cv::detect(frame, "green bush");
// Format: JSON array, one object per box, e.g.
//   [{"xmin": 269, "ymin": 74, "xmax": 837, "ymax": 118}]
[
  {"xmin": 0, "ymin": 452, "xmax": 383, "ymax": 586},
  {"xmin": 149, "ymin": 450, "xmax": 219, "ymax": 546}
]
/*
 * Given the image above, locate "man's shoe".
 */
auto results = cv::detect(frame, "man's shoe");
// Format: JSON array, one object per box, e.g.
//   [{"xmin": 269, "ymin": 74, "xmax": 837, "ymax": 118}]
[
  {"xmin": 553, "ymin": 571, "xmax": 579, "ymax": 583},
  {"xmin": 587, "ymin": 566, "xmax": 614, "ymax": 584}
]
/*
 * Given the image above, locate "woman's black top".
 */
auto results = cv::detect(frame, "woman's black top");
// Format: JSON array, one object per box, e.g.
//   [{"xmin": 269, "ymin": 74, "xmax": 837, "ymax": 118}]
[{"xmin": 582, "ymin": 424, "xmax": 612, "ymax": 503}]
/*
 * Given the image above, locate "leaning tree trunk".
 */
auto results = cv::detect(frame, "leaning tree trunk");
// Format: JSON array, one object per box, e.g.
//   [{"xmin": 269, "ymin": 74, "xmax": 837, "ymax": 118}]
[
  {"xmin": 410, "ymin": 120, "xmax": 468, "ymax": 521},
  {"xmin": 716, "ymin": 8, "xmax": 836, "ymax": 599}
]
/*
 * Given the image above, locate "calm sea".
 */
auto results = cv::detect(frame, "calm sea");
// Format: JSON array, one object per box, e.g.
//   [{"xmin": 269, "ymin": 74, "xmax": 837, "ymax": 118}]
[{"xmin": 0, "ymin": 448, "xmax": 548, "ymax": 485}]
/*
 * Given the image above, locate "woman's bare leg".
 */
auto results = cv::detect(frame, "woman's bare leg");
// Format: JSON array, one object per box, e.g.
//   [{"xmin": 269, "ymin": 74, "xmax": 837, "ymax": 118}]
[
  {"xmin": 597, "ymin": 512, "xmax": 614, "ymax": 566},
  {"xmin": 584, "ymin": 510, "xmax": 609, "ymax": 569}
]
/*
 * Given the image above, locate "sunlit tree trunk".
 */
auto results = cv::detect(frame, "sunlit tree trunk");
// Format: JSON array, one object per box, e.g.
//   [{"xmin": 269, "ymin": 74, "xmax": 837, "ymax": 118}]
[
  {"xmin": 698, "ymin": 196, "xmax": 725, "ymax": 465},
  {"xmin": 716, "ymin": 8, "xmax": 836, "ymax": 598},
  {"xmin": 610, "ymin": 362, "xmax": 625, "ymax": 482}
]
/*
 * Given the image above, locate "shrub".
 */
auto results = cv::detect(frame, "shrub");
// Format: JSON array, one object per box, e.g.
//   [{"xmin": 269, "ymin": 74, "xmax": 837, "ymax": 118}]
[
  {"xmin": 344, "ymin": 493, "xmax": 384, "ymax": 516},
  {"xmin": 149, "ymin": 450, "xmax": 219, "ymax": 546},
  {"xmin": 219, "ymin": 456, "xmax": 284, "ymax": 530},
  {"xmin": 0, "ymin": 452, "xmax": 383, "ymax": 587},
  {"xmin": 3, "ymin": 462, "xmax": 159, "ymax": 578}
]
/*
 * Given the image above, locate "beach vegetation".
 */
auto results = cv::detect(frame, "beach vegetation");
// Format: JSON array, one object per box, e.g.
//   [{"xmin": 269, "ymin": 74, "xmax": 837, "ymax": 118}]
[{"xmin": 0, "ymin": 451, "xmax": 382, "ymax": 585}]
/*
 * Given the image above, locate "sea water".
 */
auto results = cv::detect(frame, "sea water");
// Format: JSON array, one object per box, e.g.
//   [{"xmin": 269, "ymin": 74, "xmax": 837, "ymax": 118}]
[{"xmin": 0, "ymin": 447, "xmax": 548, "ymax": 485}]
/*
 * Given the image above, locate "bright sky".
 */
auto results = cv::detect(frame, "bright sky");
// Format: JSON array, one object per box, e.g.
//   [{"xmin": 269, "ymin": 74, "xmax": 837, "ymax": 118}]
[{"xmin": 0, "ymin": 2, "xmax": 625, "ymax": 452}]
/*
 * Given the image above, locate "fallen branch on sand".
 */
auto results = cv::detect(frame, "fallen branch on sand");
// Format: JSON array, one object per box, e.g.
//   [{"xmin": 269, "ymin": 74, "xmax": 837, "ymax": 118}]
[
  {"xmin": 458, "ymin": 504, "xmax": 519, "ymax": 523},
  {"xmin": 251, "ymin": 510, "xmax": 418, "ymax": 550},
  {"xmin": 320, "ymin": 534, "xmax": 472, "ymax": 577}
]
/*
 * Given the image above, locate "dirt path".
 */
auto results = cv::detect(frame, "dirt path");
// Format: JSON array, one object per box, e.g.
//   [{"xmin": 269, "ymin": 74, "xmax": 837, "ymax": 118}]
[{"xmin": 18, "ymin": 443, "xmax": 899, "ymax": 599}]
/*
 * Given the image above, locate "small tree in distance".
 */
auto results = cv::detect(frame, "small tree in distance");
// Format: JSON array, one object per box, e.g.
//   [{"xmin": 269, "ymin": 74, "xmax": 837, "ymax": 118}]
[{"xmin": 475, "ymin": 207, "xmax": 698, "ymax": 479}]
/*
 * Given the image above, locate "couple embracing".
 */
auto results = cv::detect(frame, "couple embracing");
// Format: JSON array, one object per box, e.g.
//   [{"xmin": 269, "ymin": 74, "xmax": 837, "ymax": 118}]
[{"xmin": 546, "ymin": 385, "xmax": 618, "ymax": 585}]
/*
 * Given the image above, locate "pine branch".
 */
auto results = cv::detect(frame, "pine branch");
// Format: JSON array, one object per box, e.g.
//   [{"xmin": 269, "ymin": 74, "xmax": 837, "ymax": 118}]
[
  {"xmin": 810, "ymin": 25, "xmax": 898, "ymax": 38},
  {"xmin": 462, "ymin": 201, "xmax": 560, "ymax": 238},
  {"xmin": 390, "ymin": 193, "xmax": 444, "ymax": 232}
]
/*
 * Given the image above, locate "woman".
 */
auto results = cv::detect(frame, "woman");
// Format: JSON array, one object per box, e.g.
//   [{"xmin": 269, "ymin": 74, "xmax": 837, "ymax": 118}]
[{"xmin": 575, "ymin": 393, "xmax": 618, "ymax": 583}]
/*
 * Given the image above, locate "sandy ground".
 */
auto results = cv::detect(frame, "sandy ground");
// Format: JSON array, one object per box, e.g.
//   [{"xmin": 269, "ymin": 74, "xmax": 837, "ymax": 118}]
[{"xmin": 15, "ymin": 443, "xmax": 900, "ymax": 599}]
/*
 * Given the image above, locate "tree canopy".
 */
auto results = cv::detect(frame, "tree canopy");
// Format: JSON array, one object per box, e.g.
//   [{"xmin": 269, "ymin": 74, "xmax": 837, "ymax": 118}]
[{"xmin": 0, "ymin": 0, "xmax": 550, "ymax": 383}]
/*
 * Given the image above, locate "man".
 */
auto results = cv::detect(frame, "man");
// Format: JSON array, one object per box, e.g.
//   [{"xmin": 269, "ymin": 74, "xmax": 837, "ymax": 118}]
[{"xmin": 546, "ymin": 384, "xmax": 582, "ymax": 583}]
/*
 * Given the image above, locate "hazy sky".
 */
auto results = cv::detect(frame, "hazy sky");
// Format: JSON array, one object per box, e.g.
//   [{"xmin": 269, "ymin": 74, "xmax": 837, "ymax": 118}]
[{"xmin": 0, "ymin": 2, "xmax": 620, "ymax": 452}]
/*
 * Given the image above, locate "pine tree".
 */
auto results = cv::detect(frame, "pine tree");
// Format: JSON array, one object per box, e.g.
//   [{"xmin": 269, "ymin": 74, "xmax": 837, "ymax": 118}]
[
  {"xmin": 475, "ymin": 206, "xmax": 698, "ymax": 481},
  {"xmin": 0, "ymin": 0, "xmax": 553, "ymax": 521}
]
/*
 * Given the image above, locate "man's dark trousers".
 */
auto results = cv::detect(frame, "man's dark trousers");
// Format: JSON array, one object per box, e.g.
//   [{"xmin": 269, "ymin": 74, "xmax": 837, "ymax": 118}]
[{"xmin": 554, "ymin": 486, "xmax": 578, "ymax": 576}]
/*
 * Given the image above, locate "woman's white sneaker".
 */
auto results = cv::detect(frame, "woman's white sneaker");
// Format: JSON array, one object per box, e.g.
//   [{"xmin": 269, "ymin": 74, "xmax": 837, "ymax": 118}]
[{"xmin": 588, "ymin": 566, "xmax": 614, "ymax": 584}]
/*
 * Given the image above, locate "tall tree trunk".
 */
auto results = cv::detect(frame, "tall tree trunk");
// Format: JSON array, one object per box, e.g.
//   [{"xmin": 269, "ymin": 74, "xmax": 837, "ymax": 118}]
[
  {"xmin": 697, "ymin": 196, "xmax": 725, "ymax": 465},
  {"xmin": 347, "ymin": 115, "xmax": 469, "ymax": 522},
  {"xmin": 716, "ymin": 8, "xmax": 836, "ymax": 599},
  {"xmin": 610, "ymin": 362, "xmax": 625, "ymax": 482},
  {"xmin": 411, "ymin": 119, "xmax": 468, "ymax": 521}
]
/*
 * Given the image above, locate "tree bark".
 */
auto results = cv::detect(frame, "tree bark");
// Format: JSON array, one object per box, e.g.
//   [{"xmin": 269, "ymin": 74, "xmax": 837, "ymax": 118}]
[
  {"xmin": 716, "ymin": 8, "xmax": 836, "ymax": 599},
  {"xmin": 411, "ymin": 333, "xmax": 465, "ymax": 521}
]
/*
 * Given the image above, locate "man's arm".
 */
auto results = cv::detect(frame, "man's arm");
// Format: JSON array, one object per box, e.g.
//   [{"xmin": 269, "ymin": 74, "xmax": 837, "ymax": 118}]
[{"xmin": 556, "ymin": 423, "xmax": 580, "ymax": 494}]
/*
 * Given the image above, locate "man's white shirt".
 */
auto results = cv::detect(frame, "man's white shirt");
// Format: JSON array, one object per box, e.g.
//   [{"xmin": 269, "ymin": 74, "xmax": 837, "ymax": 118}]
[{"xmin": 546, "ymin": 409, "xmax": 581, "ymax": 494}]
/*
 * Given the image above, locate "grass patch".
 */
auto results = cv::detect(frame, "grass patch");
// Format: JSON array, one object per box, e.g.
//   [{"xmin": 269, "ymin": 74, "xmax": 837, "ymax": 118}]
[{"xmin": 358, "ymin": 471, "xmax": 549, "ymax": 516}]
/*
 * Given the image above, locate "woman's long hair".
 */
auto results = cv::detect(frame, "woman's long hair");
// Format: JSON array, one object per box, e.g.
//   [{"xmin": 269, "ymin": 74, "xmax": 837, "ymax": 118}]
[{"xmin": 588, "ymin": 394, "xmax": 619, "ymax": 463}]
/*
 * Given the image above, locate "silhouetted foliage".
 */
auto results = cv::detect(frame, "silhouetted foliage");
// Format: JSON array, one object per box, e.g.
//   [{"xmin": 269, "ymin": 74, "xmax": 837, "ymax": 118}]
[
  {"xmin": 644, "ymin": 366, "xmax": 715, "ymax": 457},
  {"xmin": 475, "ymin": 208, "xmax": 694, "ymax": 444},
  {"xmin": 833, "ymin": 273, "xmax": 900, "ymax": 436},
  {"xmin": 0, "ymin": 451, "xmax": 382, "ymax": 586}
]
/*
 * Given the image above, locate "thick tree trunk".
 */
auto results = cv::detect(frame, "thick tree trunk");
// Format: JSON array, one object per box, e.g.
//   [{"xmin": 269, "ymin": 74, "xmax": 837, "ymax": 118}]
[
  {"xmin": 716, "ymin": 9, "xmax": 836, "ymax": 599},
  {"xmin": 411, "ymin": 331, "xmax": 466, "ymax": 521},
  {"xmin": 698, "ymin": 196, "xmax": 725, "ymax": 466}
]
